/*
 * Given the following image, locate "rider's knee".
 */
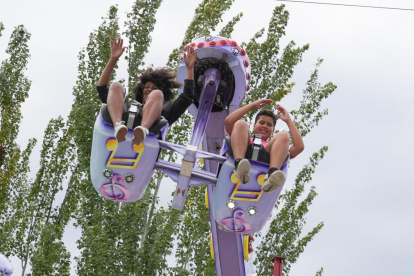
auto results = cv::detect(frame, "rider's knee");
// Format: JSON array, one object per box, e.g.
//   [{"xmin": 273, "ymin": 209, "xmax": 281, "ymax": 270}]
[
  {"xmin": 234, "ymin": 120, "xmax": 249, "ymax": 130},
  {"xmin": 109, "ymin": 82, "xmax": 124, "ymax": 94},
  {"xmin": 275, "ymin": 131, "xmax": 289, "ymax": 143},
  {"xmin": 148, "ymin": 89, "xmax": 164, "ymax": 102}
]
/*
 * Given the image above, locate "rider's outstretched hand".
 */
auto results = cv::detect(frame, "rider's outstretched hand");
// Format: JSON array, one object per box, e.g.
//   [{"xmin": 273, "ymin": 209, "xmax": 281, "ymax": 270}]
[
  {"xmin": 251, "ymin": 99, "xmax": 273, "ymax": 110},
  {"xmin": 110, "ymin": 37, "xmax": 126, "ymax": 60},
  {"xmin": 276, "ymin": 104, "xmax": 292, "ymax": 122},
  {"xmin": 184, "ymin": 46, "xmax": 197, "ymax": 68}
]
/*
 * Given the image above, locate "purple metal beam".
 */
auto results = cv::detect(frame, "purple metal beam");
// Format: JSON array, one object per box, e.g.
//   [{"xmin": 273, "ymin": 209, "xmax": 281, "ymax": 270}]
[
  {"xmin": 203, "ymin": 111, "xmax": 246, "ymax": 276},
  {"xmin": 190, "ymin": 68, "xmax": 222, "ymax": 147},
  {"xmin": 154, "ymin": 159, "xmax": 217, "ymax": 185},
  {"xmin": 158, "ymin": 140, "xmax": 227, "ymax": 162},
  {"xmin": 172, "ymin": 68, "xmax": 222, "ymax": 210}
]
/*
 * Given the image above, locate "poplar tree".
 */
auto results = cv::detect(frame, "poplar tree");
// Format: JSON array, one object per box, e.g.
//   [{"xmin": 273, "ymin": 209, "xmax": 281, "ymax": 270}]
[
  {"xmin": 0, "ymin": 1, "xmax": 336, "ymax": 275},
  {"xmin": 165, "ymin": 4, "xmax": 336, "ymax": 276},
  {"xmin": 0, "ymin": 24, "xmax": 37, "ymax": 274}
]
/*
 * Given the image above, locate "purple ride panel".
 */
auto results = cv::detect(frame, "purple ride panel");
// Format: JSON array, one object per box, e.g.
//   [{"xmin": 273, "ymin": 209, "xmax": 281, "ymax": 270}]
[
  {"xmin": 213, "ymin": 157, "xmax": 289, "ymax": 234},
  {"xmin": 0, "ymin": 253, "xmax": 13, "ymax": 276},
  {"xmin": 90, "ymin": 113, "xmax": 161, "ymax": 202},
  {"xmin": 177, "ymin": 35, "xmax": 254, "ymax": 275}
]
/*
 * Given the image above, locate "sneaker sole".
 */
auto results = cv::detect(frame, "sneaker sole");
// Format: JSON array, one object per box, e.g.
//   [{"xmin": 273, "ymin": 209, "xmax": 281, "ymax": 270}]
[
  {"xmin": 116, "ymin": 127, "xmax": 128, "ymax": 142},
  {"xmin": 236, "ymin": 160, "xmax": 250, "ymax": 184},
  {"xmin": 262, "ymin": 171, "xmax": 285, "ymax": 193},
  {"xmin": 132, "ymin": 128, "xmax": 146, "ymax": 145}
]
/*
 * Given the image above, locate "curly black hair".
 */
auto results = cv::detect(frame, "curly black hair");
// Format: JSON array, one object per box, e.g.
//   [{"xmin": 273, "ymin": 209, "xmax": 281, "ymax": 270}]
[
  {"xmin": 255, "ymin": 109, "xmax": 277, "ymax": 127},
  {"xmin": 132, "ymin": 68, "xmax": 182, "ymax": 103}
]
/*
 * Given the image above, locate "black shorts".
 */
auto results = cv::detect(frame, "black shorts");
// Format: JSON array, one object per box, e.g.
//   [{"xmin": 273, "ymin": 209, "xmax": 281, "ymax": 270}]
[
  {"xmin": 100, "ymin": 103, "xmax": 167, "ymax": 136},
  {"xmin": 225, "ymin": 137, "xmax": 290, "ymax": 165},
  {"xmin": 225, "ymin": 137, "xmax": 271, "ymax": 164}
]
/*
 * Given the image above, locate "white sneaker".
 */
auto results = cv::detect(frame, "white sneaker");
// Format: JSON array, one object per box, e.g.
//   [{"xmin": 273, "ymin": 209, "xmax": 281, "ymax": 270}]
[
  {"xmin": 234, "ymin": 159, "xmax": 250, "ymax": 184},
  {"xmin": 132, "ymin": 126, "xmax": 149, "ymax": 145},
  {"xmin": 261, "ymin": 170, "xmax": 285, "ymax": 193},
  {"xmin": 114, "ymin": 121, "xmax": 128, "ymax": 142}
]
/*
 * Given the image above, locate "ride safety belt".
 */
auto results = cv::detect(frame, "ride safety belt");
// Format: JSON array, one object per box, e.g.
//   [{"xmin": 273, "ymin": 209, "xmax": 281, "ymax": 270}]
[
  {"xmin": 251, "ymin": 134, "xmax": 262, "ymax": 161},
  {"xmin": 127, "ymin": 101, "xmax": 142, "ymax": 129}
]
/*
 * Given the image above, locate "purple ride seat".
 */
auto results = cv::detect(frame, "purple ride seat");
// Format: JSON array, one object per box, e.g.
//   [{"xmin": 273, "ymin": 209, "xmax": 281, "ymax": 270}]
[
  {"xmin": 0, "ymin": 253, "xmax": 13, "ymax": 276},
  {"xmin": 213, "ymin": 157, "xmax": 289, "ymax": 234},
  {"xmin": 90, "ymin": 112, "xmax": 168, "ymax": 202}
]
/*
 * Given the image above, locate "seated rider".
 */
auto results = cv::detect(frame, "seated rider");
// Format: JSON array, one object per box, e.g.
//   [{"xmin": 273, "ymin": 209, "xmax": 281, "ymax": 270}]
[
  {"xmin": 96, "ymin": 37, "xmax": 197, "ymax": 144},
  {"xmin": 224, "ymin": 99, "xmax": 304, "ymax": 193}
]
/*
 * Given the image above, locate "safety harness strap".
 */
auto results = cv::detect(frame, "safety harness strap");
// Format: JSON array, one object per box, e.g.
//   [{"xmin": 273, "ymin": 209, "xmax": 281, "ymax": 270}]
[
  {"xmin": 251, "ymin": 134, "xmax": 262, "ymax": 161},
  {"xmin": 127, "ymin": 101, "xmax": 141, "ymax": 129}
]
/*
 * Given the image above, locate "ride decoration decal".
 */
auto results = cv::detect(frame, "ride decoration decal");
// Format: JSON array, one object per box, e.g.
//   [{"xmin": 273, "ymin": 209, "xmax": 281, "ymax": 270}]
[
  {"xmin": 221, "ymin": 210, "xmax": 252, "ymax": 233},
  {"xmin": 100, "ymin": 174, "xmax": 131, "ymax": 201},
  {"xmin": 229, "ymin": 173, "xmax": 265, "ymax": 202},
  {"xmin": 105, "ymin": 139, "xmax": 145, "ymax": 169}
]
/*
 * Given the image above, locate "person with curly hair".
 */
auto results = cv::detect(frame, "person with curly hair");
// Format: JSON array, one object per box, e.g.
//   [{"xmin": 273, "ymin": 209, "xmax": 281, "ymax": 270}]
[{"xmin": 97, "ymin": 37, "xmax": 197, "ymax": 145}]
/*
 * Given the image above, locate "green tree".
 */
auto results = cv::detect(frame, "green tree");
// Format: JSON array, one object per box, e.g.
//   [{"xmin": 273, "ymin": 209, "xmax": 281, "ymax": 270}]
[
  {"xmin": 0, "ymin": 2, "xmax": 336, "ymax": 275},
  {"xmin": 0, "ymin": 24, "xmax": 74, "ymax": 276},
  {"xmin": 0, "ymin": 24, "xmax": 35, "ymax": 273},
  {"xmin": 0, "ymin": 24, "xmax": 32, "ymax": 193},
  {"xmin": 167, "ymin": 4, "xmax": 335, "ymax": 276}
]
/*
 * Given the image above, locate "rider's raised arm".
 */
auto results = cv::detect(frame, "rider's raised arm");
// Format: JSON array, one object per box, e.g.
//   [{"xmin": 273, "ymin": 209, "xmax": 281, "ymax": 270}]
[
  {"xmin": 162, "ymin": 46, "xmax": 197, "ymax": 125},
  {"xmin": 178, "ymin": 46, "xmax": 197, "ymax": 101},
  {"xmin": 97, "ymin": 37, "xmax": 126, "ymax": 87},
  {"xmin": 224, "ymin": 99, "xmax": 273, "ymax": 135},
  {"xmin": 163, "ymin": 79, "xmax": 194, "ymax": 125},
  {"xmin": 276, "ymin": 104, "xmax": 304, "ymax": 159},
  {"xmin": 184, "ymin": 46, "xmax": 197, "ymax": 81}
]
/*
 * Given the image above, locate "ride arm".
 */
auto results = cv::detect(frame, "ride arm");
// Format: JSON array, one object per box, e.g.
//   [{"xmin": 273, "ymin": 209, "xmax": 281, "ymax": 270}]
[
  {"xmin": 224, "ymin": 99, "xmax": 273, "ymax": 135},
  {"xmin": 277, "ymin": 104, "xmax": 304, "ymax": 159}
]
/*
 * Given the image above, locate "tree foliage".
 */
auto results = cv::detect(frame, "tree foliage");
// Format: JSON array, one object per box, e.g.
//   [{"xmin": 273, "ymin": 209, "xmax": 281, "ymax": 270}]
[
  {"xmin": 219, "ymin": 12, "xmax": 243, "ymax": 39},
  {"xmin": 125, "ymin": 0, "xmax": 163, "ymax": 88},
  {"xmin": 255, "ymin": 147, "xmax": 327, "ymax": 275},
  {"xmin": 0, "ymin": 24, "xmax": 35, "ymax": 273},
  {"xmin": 243, "ymin": 5, "xmax": 309, "ymax": 120},
  {"xmin": 0, "ymin": 1, "xmax": 336, "ymax": 275}
]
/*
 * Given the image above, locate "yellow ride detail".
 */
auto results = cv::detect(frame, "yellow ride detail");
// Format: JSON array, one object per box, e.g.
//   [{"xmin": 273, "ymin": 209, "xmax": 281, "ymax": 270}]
[
  {"xmin": 205, "ymin": 187, "xmax": 209, "ymax": 209},
  {"xmin": 210, "ymin": 234, "xmax": 215, "ymax": 259},
  {"xmin": 243, "ymin": 235, "xmax": 251, "ymax": 260}
]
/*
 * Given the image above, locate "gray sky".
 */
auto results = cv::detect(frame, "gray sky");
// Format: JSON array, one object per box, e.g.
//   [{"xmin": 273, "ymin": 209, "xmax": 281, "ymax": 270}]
[{"xmin": 1, "ymin": 0, "xmax": 414, "ymax": 275}]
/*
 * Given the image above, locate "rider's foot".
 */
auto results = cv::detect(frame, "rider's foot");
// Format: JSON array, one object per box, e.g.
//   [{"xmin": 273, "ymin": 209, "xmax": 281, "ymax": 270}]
[
  {"xmin": 114, "ymin": 121, "xmax": 128, "ymax": 142},
  {"xmin": 132, "ymin": 126, "xmax": 149, "ymax": 145},
  {"xmin": 261, "ymin": 170, "xmax": 285, "ymax": 193},
  {"xmin": 234, "ymin": 158, "xmax": 250, "ymax": 184}
]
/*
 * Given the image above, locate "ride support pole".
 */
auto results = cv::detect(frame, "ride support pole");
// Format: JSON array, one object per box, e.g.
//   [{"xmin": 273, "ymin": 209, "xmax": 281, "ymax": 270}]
[{"xmin": 272, "ymin": 256, "xmax": 286, "ymax": 276}]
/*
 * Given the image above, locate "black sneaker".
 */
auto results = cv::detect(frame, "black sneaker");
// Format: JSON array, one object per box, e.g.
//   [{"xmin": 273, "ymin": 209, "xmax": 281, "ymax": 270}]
[{"xmin": 261, "ymin": 170, "xmax": 285, "ymax": 193}]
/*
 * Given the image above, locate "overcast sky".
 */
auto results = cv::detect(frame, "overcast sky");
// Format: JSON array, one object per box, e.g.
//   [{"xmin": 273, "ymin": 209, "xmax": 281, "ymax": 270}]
[{"xmin": 1, "ymin": 0, "xmax": 414, "ymax": 275}]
